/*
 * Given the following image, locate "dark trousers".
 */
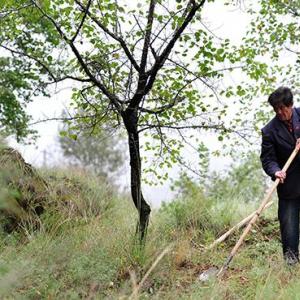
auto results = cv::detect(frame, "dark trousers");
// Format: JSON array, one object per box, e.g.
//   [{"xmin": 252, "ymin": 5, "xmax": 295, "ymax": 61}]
[{"xmin": 278, "ymin": 196, "xmax": 300, "ymax": 260}]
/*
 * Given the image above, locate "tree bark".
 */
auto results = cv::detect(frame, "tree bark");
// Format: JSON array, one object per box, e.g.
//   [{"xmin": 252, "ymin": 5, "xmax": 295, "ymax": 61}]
[{"xmin": 122, "ymin": 108, "xmax": 151, "ymax": 242}]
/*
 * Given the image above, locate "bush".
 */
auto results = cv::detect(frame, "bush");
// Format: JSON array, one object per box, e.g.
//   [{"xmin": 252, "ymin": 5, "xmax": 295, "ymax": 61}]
[
  {"xmin": 158, "ymin": 152, "xmax": 271, "ymax": 245},
  {"xmin": 207, "ymin": 152, "xmax": 267, "ymax": 204}
]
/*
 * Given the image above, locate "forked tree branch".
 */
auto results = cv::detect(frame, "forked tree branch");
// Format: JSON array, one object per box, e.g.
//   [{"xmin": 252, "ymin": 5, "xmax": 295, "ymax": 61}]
[
  {"xmin": 71, "ymin": 0, "xmax": 93, "ymax": 42},
  {"xmin": 74, "ymin": 0, "xmax": 141, "ymax": 73},
  {"xmin": 129, "ymin": 0, "xmax": 206, "ymax": 108},
  {"xmin": 31, "ymin": 0, "xmax": 122, "ymax": 112}
]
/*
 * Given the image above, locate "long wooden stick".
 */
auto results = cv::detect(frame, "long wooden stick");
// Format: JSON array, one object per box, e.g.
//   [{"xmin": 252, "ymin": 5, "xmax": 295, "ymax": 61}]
[
  {"xmin": 130, "ymin": 245, "xmax": 172, "ymax": 299},
  {"xmin": 217, "ymin": 146, "xmax": 299, "ymax": 276},
  {"xmin": 206, "ymin": 200, "xmax": 274, "ymax": 250}
]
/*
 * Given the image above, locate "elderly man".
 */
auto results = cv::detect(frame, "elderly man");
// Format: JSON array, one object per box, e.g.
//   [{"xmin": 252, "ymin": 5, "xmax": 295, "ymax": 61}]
[{"xmin": 260, "ymin": 87, "xmax": 300, "ymax": 265}]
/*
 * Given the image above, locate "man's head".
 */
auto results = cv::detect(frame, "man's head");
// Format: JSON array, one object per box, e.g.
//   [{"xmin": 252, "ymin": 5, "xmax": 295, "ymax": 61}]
[{"xmin": 268, "ymin": 87, "xmax": 294, "ymax": 121}]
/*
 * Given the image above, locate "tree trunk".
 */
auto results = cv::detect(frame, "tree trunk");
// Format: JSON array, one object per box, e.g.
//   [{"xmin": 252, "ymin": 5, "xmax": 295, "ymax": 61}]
[{"xmin": 122, "ymin": 108, "xmax": 151, "ymax": 242}]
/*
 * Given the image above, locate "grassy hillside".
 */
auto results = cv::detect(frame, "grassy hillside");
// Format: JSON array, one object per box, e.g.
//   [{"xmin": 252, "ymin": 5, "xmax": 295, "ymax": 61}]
[{"xmin": 0, "ymin": 154, "xmax": 299, "ymax": 299}]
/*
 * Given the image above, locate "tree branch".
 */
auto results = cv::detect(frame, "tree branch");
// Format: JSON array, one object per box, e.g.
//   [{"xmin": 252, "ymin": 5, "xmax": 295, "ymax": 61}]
[
  {"xmin": 31, "ymin": 0, "xmax": 122, "ymax": 112},
  {"xmin": 150, "ymin": 5, "xmax": 187, "ymax": 50},
  {"xmin": 0, "ymin": 3, "xmax": 33, "ymax": 18},
  {"xmin": 1, "ymin": 44, "xmax": 94, "ymax": 85},
  {"xmin": 130, "ymin": 0, "xmax": 206, "ymax": 108},
  {"xmin": 147, "ymin": 0, "xmax": 205, "ymax": 77},
  {"xmin": 80, "ymin": 84, "xmax": 98, "ymax": 113},
  {"xmin": 127, "ymin": 1, "xmax": 157, "ymax": 110},
  {"xmin": 149, "ymin": 118, "xmax": 206, "ymax": 177},
  {"xmin": 285, "ymin": 46, "xmax": 300, "ymax": 55},
  {"xmin": 71, "ymin": 0, "xmax": 93, "ymax": 42},
  {"xmin": 139, "ymin": 78, "xmax": 196, "ymax": 114},
  {"xmin": 166, "ymin": 58, "xmax": 223, "ymax": 103},
  {"xmin": 140, "ymin": 0, "xmax": 156, "ymax": 72},
  {"xmin": 28, "ymin": 114, "xmax": 100, "ymax": 127},
  {"xmin": 138, "ymin": 122, "xmax": 253, "ymax": 143},
  {"xmin": 74, "ymin": 0, "xmax": 140, "ymax": 73},
  {"xmin": 1, "ymin": 44, "xmax": 57, "ymax": 82},
  {"xmin": 138, "ymin": 123, "xmax": 225, "ymax": 133}
]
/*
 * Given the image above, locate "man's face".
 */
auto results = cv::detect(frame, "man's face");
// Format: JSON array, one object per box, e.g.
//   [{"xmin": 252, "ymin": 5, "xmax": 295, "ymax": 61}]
[{"xmin": 273, "ymin": 103, "xmax": 293, "ymax": 121}]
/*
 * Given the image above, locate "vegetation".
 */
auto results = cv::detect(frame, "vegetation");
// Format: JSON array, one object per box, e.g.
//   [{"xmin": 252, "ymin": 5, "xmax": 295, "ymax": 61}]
[
  {"xmin": 0, "ymin": 0, "xmax": 282, "ymax": 240},
  {"xmin": 59, "ymin": 123, "xmax": 126, "ymax": 182},
  {"xmin": 246, "ymin": 0, "xmax": 300, "ymax": 89},
  {"xmin": 0, "ymin": 1, "xmax": 300, "ymax": 297},
  {"xmin": 0, "ymin": 151, "xmax": 295, "ymax": 299},
  {"xmin": 0, "ymin": 147, "xmax": 47, "ymax": 233}
]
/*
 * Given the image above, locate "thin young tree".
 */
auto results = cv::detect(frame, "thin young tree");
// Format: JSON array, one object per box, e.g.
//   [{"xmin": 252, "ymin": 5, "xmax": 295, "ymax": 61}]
[{"xmin": 59, "ymin": 121, "xmax": 125, "ymax": 182}]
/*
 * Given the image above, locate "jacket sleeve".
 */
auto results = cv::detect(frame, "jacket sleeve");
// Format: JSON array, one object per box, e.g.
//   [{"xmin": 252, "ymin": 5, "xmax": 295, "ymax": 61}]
[{"xmin": 260, "ymin": 129, "xmax": 281, "ymax": 181}]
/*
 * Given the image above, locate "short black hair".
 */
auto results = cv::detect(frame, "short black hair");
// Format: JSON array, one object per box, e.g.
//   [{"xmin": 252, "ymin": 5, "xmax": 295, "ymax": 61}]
[{"xmin": 268, "ymin": 87, "xmax": 293, "ymax": 108}]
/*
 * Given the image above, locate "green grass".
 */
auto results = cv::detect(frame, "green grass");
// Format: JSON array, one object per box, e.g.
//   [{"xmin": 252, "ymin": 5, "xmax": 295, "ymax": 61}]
[{"xmin": 0, "ymin": 166, "xmax": 298, "ymax": 299}]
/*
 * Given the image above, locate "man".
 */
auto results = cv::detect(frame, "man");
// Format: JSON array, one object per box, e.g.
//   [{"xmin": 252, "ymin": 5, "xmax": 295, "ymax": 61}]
[{"xmin": 260, "ymin": 86, "xmax": 300, "ymax": 265}]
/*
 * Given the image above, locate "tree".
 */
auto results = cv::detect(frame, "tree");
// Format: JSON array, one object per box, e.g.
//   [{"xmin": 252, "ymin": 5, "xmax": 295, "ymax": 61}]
[
  {"xmin": 245, "ymin": 0, "xmax": 299, "ymax": 82},
  {"xmin": 0, "ymin": 0, "xmax": 259, "ymax": 241},
  {"xmin": 59, "ymin": 122, "xmax": 125, "ymax": 182},
  {"xmin": 239, "ymin": 1, "xmax": 300, "ymax": 131},
  {"xmin": 0, "ymin": 56, "xmax": 38, "ymax": 141}
]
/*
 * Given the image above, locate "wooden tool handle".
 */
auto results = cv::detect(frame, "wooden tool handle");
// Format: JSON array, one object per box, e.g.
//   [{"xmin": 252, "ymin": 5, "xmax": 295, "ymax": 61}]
[
  {"xmin": 217, "ymin": 146, "xmax": 299, "ymax": 276},
  {"xmin": 207, "ymin": 201, "xmax": 274, "ymax": 250}
]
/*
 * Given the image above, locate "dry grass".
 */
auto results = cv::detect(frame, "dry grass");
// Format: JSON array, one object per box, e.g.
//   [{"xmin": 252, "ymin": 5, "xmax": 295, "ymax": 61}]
[
  {"xmin": 0, "ymin": 149, "xmax": 297, "ymax": 299},
  {"xmin": 0, "ymin": 147, "xmax": 48, "ymax": 232}
]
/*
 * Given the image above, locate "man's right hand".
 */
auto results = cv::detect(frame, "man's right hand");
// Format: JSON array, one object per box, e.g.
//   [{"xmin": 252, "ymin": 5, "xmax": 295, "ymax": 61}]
[
  {"xmin": 275, "ymin": 170, "xmax": 286, "ymax": 183},
  {"xmin": 296, "ymin": 138, "xmax": 300, "ymax": 151}
]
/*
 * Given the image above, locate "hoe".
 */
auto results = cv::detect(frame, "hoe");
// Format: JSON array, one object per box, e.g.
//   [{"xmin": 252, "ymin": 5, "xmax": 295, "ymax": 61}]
[{"xmin": 199, "ymin": 145, "xmax": 300, "ymax": 281}]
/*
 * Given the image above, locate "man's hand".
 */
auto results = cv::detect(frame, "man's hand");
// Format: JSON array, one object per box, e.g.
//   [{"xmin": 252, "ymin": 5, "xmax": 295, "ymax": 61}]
[
  {"xmin": 296, "ymin": 138, "xmax": 300, "ymax": 151},
  {"xmin": 275, "ymin": 139, "xmax": 300, "ymax": 184},
  {"xmin": 275, "ymin": 170, "xmax": 286, "ymax": 183}
]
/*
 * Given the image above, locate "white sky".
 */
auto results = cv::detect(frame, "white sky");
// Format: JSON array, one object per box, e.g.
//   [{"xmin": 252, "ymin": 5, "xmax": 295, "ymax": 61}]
[{"xmin": 8, "ymin": 1, "xmax": 255, "ymax": 208}]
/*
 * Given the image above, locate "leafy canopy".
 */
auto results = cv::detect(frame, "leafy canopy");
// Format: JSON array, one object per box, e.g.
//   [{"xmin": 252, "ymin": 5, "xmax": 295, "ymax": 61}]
[{"xmin": 0, "ymin": 0, "xmax": 291, "ymax": 179}]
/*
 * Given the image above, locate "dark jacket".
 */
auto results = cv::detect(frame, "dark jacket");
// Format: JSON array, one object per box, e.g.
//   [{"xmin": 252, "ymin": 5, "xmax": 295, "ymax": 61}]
[{"xmin": 260, "ymin": 107, "xmax": 300, "ymax": 199}]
